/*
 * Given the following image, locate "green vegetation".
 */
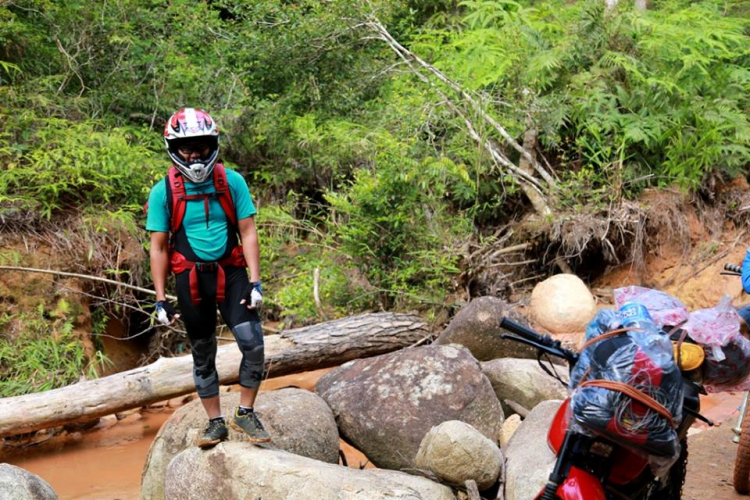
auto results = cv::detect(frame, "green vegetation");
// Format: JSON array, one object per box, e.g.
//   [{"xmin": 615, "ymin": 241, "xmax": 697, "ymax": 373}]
[
  {"xmin": 0, "ymin": 0, "xmax": 747, "ymax": 388},
  {"xmin": 0, "ymin": 300, "xmax": 110, "ymax": 397}
]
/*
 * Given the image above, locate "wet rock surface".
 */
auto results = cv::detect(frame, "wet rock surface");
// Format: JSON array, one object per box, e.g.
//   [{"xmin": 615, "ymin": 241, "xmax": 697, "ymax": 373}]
[
  {"xmin": 316, "ymin": 344, "xmax": 504, "ymax": 471},
  {"xmin": 0, "ymin": 464, "xmax": 57, "ymax": 500}
]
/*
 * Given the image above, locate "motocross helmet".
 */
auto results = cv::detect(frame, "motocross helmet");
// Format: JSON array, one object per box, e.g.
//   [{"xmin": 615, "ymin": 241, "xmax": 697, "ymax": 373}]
[{"xmin": 164, "ymin": 107, "xmax": 219, "ymax": 183}]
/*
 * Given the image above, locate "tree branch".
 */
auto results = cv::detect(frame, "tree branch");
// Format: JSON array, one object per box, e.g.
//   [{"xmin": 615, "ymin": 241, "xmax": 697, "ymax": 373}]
[
  {"xmin": 364, "ymin": 20, "xmax": 557, "ymax": 190},
  {"xmin": 0, "ymin": 265, "xmax": 169, "ymax": 299}
]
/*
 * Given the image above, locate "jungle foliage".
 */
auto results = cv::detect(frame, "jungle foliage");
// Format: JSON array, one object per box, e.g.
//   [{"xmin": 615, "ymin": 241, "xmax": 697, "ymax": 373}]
[
  {"xmin": 0, "ymin": 300, "xmax": 110, "ymax": 397},
  {"xmin": 0, "ymin": 0, "xmax": 748, "ymax": 332}
]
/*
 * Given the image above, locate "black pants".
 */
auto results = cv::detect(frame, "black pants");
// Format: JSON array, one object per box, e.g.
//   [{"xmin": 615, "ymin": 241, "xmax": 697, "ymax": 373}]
[{"xmin": 175, "ymin": 265, "xmax": 264, "ymax": 398}]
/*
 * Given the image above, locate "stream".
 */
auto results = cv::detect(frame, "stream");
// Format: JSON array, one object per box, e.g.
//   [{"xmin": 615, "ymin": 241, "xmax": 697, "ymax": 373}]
[
  {"xmin": 1, "ymin": 408, "xmax": 170, "ymax": 500},
  {"xmin": 0, "ymin": 368, "xmax": 370, "ymax": 500}
]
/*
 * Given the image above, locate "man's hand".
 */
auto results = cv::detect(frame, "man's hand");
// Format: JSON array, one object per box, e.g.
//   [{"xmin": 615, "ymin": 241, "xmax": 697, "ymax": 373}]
[
  {"xmin": 155, "ymin": 300, "xmax": 180, "ymax": 325},
  {"xmin": 241, "ymin": 281, "xmax": 263, "ymax": 309}
]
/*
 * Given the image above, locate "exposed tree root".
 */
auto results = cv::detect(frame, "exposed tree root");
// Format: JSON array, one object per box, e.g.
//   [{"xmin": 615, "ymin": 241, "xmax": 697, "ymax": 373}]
[{"xmin": 462, "ymin": 182, "xmax": 750, "ymax": 298}]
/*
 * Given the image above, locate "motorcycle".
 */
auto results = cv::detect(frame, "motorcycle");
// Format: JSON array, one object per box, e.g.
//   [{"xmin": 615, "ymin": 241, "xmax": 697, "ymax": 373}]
[{"xmin": 498, "ymin": 316, "xmax": 714, "ymax": 499}]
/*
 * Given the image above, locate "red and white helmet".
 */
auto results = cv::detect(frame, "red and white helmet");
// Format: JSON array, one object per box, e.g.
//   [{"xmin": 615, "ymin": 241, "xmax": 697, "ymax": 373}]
[{"xmin": 164, "ymin": 107, "xmax": 220, "ymax": 183}]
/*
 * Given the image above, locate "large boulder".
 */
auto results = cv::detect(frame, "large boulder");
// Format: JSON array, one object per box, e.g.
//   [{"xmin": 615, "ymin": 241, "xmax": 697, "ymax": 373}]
[
  {"xmin": 415, "ymin": 420, "xmax": 503, "ymax": 490},
  {"xmin": 503, "ymin": 400, "xmax": 562, "ymax": 500},
  {"xmin": 529, "ymin": 274, "xmax": 596, "ymax": 334},
  {"xmin": 481, "ymin": 358, "xmax": 569, "ymax": 416},
  {"xmin": 0, "ymin": 464, "xmax": 57, "ymax": 500},
  {"xmin": 435, "ymin": 297, "xmax": 538, "ymax": 361},
  {"xmin": 316, "ymin": 344, "xmax": 504, "ymax": 471},
  {"xmin": 165, "ymin": 442, "xmax": 456, "ymax": 500},
  {"xmin": 141, "ymin": 388, "xmax": 339, "ymax": 500}
]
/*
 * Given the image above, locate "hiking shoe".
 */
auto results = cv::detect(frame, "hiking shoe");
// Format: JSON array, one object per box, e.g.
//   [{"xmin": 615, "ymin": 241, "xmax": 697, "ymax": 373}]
[
  {"xmin": 230, "ymin": 407, "xmax": 271, "ymax": 443},
  {"xmin": 196, "ymin": 418, "xmax": 228, "ymax": 448}
]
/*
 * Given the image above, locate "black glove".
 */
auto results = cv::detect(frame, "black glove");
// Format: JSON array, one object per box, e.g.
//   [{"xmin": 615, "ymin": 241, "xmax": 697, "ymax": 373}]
[
  {"xmin": 241, "ymin": 281, "xmax": 263, "ymax": 309},
  {"xmin": 155, "ymin": 300, "xmax": 179, "ymax": 325}
]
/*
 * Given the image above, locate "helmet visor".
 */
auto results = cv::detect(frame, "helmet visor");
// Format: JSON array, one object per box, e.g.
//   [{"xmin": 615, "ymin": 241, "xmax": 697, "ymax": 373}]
[{"xmin": 170, "ymin": 136, "xmax": 218, "ymax": 161}]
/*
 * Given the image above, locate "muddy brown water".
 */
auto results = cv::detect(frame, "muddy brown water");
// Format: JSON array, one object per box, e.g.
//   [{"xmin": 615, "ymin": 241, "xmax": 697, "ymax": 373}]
[
  {"xmin": 0, "ymin": 367, "xmax": 374, "ymax": 500},
  {"xmin": 1, "ymin": 409, "xmax": 170, "ymax": 500}
]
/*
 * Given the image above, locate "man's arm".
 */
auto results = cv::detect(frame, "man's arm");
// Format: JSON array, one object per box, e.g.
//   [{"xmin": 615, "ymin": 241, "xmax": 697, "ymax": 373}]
[
  {"xmin": 150, "ymin": 231, "xmax": 170, "ymax": 301},
  {"xmin": 238, "ymin": 216, "xmax": 261, "ymax": 283}
]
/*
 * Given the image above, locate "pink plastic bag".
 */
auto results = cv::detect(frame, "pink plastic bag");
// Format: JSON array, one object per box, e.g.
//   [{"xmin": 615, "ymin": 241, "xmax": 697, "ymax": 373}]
[
  {"xmin": 684, "ymin": 297, "xmax": 750, "ymax": 393},
  {"xmin": 613, "ymin": 286, "xmax": 689, "ymax": 328},
  {"xmin": 613, "ymin": 287, "xmax": 750, "ymax": 393}
]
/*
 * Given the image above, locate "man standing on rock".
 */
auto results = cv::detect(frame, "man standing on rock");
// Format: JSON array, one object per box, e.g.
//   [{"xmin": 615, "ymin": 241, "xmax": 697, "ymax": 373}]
[{"xmin": 146, "ymin": 107, "xmax": 271, "ymax": 448}]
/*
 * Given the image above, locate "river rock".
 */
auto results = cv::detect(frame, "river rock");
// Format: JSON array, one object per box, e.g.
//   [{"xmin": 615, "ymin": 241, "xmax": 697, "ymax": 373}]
[
  {"xmin": 140, "ymin": 388, "xmax": 339, "ymax": 500},
  {"xmin": 435, "ymin": 296, "xmax": 538, "ymax": 361},
  {"xmin": 415, "ymin": 420, "xmax": 503, "ymax": 490},
  {"xmin": 165, "ymin": 442, "xmax": 455, "ymax": 500},
  {"xmin": 529, "ymin": 274, "xmax": 596, "ymax": 333},
  {"xmin": 0, "ymin": 464, "xmax": 57, "ymax": 500},
  {"xmin": 481, "ymin": 358, "xmax": 569, "ymax": 416},
  {"xmin": 499, "ymin": 414, "xmax": 522, "ymax": 448},
  {"xmin": 503, "ymin": 400, "xmax": 562, "ymax": 500},
  {"xmin": 316, "ymin": 344, "xmax": 504, "ymax": 471}
]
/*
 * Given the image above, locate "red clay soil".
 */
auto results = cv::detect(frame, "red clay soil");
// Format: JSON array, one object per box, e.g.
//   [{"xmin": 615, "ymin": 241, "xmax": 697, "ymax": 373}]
[{"xmin": 686, "ymin": 413, "xmax": 746, "ymax": 499}]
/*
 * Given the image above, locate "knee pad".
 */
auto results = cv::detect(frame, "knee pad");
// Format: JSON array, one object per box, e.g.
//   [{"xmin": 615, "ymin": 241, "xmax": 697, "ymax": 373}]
[
  {"xmin": 232, "ymin": 321, "xmax": 265, "ymax": 388},
  {"xmin": 190, "ymin": 336, "xmax": 219, "ymax": 398}
]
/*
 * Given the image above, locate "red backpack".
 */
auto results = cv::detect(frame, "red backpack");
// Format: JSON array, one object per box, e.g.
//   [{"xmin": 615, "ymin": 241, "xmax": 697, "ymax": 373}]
[
  {"xmin": 146, "ymin": 164, "xmax": 246, "ymax": 304},
  {"xmin": 166, "ymin": 164, "xmax": 237, "ymax": 232}
]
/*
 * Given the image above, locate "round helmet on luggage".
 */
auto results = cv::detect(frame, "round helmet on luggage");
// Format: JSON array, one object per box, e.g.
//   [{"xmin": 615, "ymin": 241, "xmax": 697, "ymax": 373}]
[{"xmin": 703, "ymin": 336, "xmax": 750, "ymax": 389}]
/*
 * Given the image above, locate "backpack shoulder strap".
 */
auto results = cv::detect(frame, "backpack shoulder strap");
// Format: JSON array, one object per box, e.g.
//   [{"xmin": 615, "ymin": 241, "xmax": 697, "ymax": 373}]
[
  {"xmin": 167, "ymin": 166, "xmax": 187, "ymax": 233},
  {"xmin": 213, "ymin": 164, "xmax": 237, "ymax": 227}
]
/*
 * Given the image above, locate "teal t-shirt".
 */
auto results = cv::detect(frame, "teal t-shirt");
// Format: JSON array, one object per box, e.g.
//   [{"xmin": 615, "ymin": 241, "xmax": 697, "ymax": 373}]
[{"xmin": 146, "ymin": 167, "xmax": 257, "ymax": 261}]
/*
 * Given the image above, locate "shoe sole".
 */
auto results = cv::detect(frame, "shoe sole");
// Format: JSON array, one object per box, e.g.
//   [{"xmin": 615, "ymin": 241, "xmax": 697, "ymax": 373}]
[
  {"xmin": 196, "ymin": 437, "xmax": 223, "ymax": 449},
  {"xmin": 228, "ymin": 418, "xmax": 272, "ymax": 443}
]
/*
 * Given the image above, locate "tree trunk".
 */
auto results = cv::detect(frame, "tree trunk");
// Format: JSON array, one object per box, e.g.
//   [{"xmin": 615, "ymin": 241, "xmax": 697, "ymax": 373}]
[{"xmin": 0, "ymin": 312, "xmax": 428, "ymax": 438}]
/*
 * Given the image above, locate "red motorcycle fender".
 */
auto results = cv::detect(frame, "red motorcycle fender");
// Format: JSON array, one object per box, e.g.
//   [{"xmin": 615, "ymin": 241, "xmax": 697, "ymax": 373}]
[
  {"xmin": 547, "ymin": 398, "xmax": 571, "ymax": 453},
  {"xmin": 535, "ymin": 467, "xmax": 607, "ymax": 500}
]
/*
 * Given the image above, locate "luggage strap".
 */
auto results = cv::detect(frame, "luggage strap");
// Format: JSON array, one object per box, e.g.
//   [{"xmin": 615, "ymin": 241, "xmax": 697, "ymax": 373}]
[
  {"xmin": 579, "ymin": 327, "xmax": 642, "ymax": 351},
  {"xmin": 579, "ymin": 379, "xmax": 676, "ymax": 429}
]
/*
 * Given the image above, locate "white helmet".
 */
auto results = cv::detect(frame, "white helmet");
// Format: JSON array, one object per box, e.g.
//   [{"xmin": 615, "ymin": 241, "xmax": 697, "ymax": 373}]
[{"xmin": 164, "ymin": 107, "xmax": 220, "ymax": 183}]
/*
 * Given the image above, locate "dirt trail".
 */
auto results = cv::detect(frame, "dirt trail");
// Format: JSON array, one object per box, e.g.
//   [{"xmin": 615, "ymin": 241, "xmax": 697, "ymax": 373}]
[{"xmin": 686, "ymin": 413, "xmax": 746, "ymax": 500}]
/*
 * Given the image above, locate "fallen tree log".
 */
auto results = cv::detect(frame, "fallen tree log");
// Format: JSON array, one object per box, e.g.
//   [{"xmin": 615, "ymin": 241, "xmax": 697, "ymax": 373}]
[{"xmin": 0, "ymin": 312, "xmax": 428, "ymax": 438}]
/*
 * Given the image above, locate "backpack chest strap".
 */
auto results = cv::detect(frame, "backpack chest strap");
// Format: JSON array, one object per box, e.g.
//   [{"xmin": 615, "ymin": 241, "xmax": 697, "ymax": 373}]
[{"xmin": 170, "ymin": 247, "xmax": 246, "ymax": 305}]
